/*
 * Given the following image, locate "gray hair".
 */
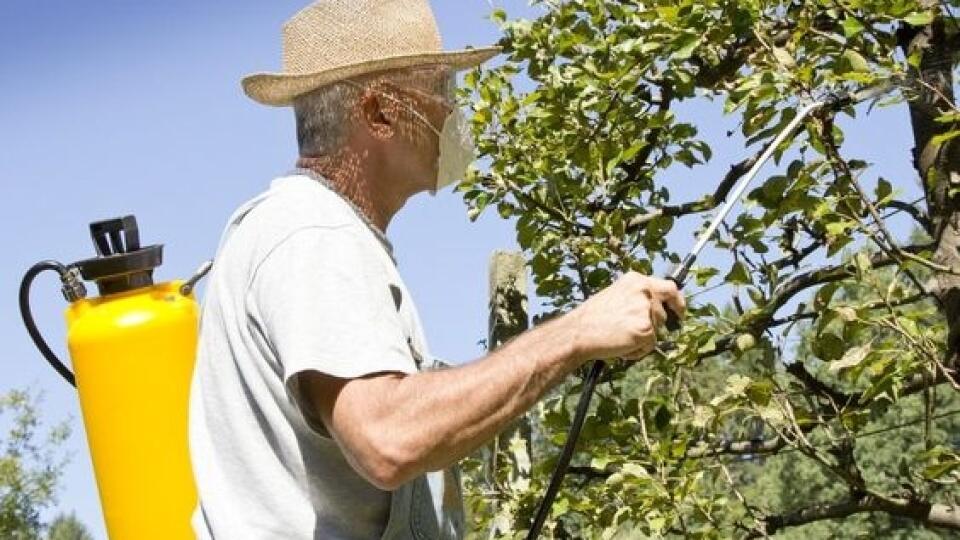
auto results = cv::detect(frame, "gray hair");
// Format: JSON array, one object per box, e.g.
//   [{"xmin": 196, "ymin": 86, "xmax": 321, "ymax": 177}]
[
  {"xmin": 294, "ymin": 81, "xmax": 360, "ymax": 157},
  {"xmin": 293, "ymin": 67, "xmax": 455, "ymax": 157}
]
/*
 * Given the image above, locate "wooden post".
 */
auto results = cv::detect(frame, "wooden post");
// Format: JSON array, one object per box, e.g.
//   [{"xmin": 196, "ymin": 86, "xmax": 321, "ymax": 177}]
[{"xmin": 484, "ymin": 251, "xmax": 532, "ymax": 490}]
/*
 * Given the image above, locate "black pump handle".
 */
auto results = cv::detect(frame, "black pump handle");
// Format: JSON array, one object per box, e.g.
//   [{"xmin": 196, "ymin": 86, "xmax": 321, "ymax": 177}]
[{"xmin": 90, "ymin": 215, "xmax": 140, "ymax": 256}]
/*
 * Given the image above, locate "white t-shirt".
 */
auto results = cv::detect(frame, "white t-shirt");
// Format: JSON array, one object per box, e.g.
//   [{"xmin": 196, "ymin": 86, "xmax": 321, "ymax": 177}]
[{"xmin": 188, "ymin": 172, "xmax": 464, "ymax": 539}]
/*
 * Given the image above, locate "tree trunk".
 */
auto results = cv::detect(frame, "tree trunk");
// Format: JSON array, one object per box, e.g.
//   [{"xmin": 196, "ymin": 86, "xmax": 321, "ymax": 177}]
[{"xmin": 901, "ymin": 13, "xmax": 960, "ymax": 357}]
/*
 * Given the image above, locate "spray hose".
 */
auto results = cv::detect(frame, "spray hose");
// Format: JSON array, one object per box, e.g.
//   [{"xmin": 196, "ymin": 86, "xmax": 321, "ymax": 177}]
[
  {"xmin": 524, "ymin": 81, "xmax": 899, "ymax": 539},
  {"xmin": 18, "ymin": 261, "xmax": 87, "ymax": 387}
]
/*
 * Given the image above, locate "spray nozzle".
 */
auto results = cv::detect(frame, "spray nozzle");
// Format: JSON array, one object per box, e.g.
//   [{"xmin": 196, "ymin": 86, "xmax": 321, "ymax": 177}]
[
  {"xmin": 822, "ymin": 91, "xmax": 855, "ymax": 111},
  {"xmin": 820, "ymin": 78, "xmax": 903, "ymax": 113}
]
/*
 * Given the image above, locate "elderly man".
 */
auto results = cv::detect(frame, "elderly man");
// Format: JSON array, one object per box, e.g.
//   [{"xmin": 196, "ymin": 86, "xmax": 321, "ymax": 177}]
[{"xmin": 188, "ymin": 1, "xmax": 685, "ymax": 539}]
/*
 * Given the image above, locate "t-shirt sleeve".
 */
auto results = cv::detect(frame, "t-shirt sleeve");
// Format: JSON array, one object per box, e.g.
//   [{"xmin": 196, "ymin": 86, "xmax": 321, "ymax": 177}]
[{"xmin": 248, "ymin": 225, "xmax": 417, "ymax": 426}]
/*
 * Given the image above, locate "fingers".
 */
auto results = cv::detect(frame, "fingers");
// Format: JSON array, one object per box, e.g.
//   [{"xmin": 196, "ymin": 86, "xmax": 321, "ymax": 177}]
[
  {"xmin": 648, "ymin": 297, "xmax": 667, "ymax": 328},
  {"xmin": 624, "ymin": 272, "xmax": 685, "ymax": 328},
  {"xmin": 626, "ymin": 274, "xmax": 685, "ymax": 363},
  {"xmin": 648, "ymin": 277, "xmax": 686, "ymax": 321}
]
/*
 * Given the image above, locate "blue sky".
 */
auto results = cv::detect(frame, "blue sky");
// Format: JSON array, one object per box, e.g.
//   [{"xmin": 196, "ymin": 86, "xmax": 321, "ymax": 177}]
[{"xmin": 0, "ymin": 1, "xmax": 922, "ymax": 538}]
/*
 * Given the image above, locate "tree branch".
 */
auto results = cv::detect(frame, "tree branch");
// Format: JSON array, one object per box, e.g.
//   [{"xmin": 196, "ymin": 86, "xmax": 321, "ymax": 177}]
[
  {"xmin": 771, "ymin": 237, "xmax": 826, "ymax": 271},
  {"xmin": 886, "ymin": 199, "xmax": 933, "ymax": 232},
  {"xmin": 755, "ymin": 493, "xmax": 960, "ymax": 536},
  {"xmin": 761, "ymin": 245, "xmax": 931, "ymax": 321},
  {"xmin": 785, "ymin": 362, "xmax": 852, "ymax": 407}
]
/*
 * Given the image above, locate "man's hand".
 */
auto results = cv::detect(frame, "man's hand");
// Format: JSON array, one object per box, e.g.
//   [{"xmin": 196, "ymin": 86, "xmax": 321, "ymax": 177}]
[{"xmin": 563, "ymin": 272, "xmax": 685, "ymax": 362}]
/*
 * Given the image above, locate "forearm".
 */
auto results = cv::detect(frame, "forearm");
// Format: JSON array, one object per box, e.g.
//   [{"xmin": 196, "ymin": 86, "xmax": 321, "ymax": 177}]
[
  {"xmin": 318, "ymin": 272, "xmax": 684, "ymax": 490},
  {"xmin": 344, "ymin": 314, "xmax": 584, "ymax": 485}
]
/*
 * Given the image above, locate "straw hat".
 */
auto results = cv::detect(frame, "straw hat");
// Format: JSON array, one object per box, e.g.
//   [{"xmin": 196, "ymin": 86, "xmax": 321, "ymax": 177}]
[{"xmin": 242, "ymin": 0, "xmax": 501, "ymax": 106}]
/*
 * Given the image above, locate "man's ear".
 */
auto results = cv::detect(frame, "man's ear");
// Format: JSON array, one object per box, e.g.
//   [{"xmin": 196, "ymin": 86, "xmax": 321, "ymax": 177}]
[{"xmin": 359, "ymin": 86, "xmax": 395, "ymax": 140}]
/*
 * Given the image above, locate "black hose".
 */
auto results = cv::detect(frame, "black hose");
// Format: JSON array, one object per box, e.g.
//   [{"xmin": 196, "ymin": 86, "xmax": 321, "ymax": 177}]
[
  {"xmin": 526, "ymin": 359, "xmax": 605, "ymax": 539},
  {"xmin": 19, "ymin": 261, "xmax": 76, "ymax": 387},
  {"xmin": 527, "ymin": 262, "xmax": 691, "ymax": 538}
]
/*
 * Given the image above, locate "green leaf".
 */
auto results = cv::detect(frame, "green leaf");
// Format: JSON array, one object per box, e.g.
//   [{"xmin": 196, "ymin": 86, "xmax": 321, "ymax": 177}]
[
  {"xmin": 725, "ymin": 374, "xmax": 752, "ymax": 398},
  {"xmin": 908, "ymin": 49, "xmax": 923, "ymax": 69},
  {"xmin": 746, "ymin": 287, "xmax": 766, "ymax": 306},
  {"xmin": 621, "ymin": 462, "xmax": 649, "ymax": 479},
  {"xmin": 746, "ymin": 380, "xmax": 773, "ymax": 406},
  {"xmin": 834, "ymin": 306, "xmax": 857, "ymax": 322},
  {"xmin": 815, "ymin": 282, "xmax": 840, "ymax": 310},
  {"xmin": 854, "ymin": 251, "xmax": 872, "ymax": 274},
  {"xmin": 842, "ymin": 17, "xmax": 864, "ymax": 38},
  {"xmin": 772, "ymin": 47, "xmax": 796, "ymax": 69},
  {"xmin": 692, "ymin": 266, "xmax": 719, "ymax": 287},
  {"xmin": 824, "ymin": 221, "xmax": 845, "ymax": 237},
  {"xmin": 621, "ymin": 141, "xmax": 648, "ymax": 163},
  {"xmin": 924, "ymin": 459, "xmax": 960, "ymax": 481},
  {"xmin": 842, "ymin": 49, "xmax": 870, "ymax": 72},
  {"xmin": 691, "ymin": 405, "xmax": 713, "ymax": 428},
  {"xmin": 698, "ymin": 335, "xmax": 718, "ymax": 354},
  {"xmin": 816, "ymin": 333, "xmax": 846, "ymax": 361},
  {"xmin": 903, "ymin": 11, "xmax": 935, "ymax": 26},
  {"xmin": 724, "ymin": 261, "xmax": 752, "ymax": 285},
  {"xmin": 673, "ymin": 34, "xmax": 701, "ymax": 60},
  {"xmin": 605, "ymin": 472, "xmax": 625, "ymax": 487},
  {"xmin": 900, "ymin": 317, "xmax": 920, "ymax": 338},
  {"xmin": 550, "ymin": 496, "xmax": 570, "ymax": 518},
  {"xmin": 875, "ymin": 177, "xmax": 893, "ymax": 203},
  {"xmin": 829, "ymin": 343, "xmax": 871, "ymax": 372}
]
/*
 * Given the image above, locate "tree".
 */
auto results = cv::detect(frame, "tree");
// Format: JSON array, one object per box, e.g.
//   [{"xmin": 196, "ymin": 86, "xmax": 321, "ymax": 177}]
[
  {"xmin": 459, "ymin": 0, "xmax": 960, "ymax": 537},
  {"xmin": 46, "ymin": 512, "xmax": 94, "ymax": 540},
  {"xmin": 0, "ymin": 389, "xmax": 71, "ymax": 540}
]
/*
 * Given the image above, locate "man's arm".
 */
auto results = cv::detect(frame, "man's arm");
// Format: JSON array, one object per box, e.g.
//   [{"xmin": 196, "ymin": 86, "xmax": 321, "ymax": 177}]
[{"xmin": 296, "ymin": 272, "xmax": 684, "ymax": 491}]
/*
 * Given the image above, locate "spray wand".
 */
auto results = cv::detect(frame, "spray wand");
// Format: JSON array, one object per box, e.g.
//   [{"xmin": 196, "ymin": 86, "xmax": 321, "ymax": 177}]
[{"xmin": 525, "ymin": 81, "xmax": 898, "ymax": 539}]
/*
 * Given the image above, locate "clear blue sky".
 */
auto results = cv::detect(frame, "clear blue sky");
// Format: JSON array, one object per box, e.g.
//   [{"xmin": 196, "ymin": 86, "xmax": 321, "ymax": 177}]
[{"xmin": 0, "ymin": 1, "xmax": 921, "ymax": 538}]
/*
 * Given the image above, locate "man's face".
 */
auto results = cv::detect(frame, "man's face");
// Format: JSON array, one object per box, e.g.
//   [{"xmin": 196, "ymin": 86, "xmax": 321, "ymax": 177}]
[{"xmin": 371, "ymin": 67, "xmax": 457, "ymax": 194}]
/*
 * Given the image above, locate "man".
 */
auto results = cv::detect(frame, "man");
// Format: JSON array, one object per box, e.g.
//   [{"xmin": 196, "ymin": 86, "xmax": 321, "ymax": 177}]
[{"xmin": 188, "ymin": 1, "xmax": 685, "ymax": 539}]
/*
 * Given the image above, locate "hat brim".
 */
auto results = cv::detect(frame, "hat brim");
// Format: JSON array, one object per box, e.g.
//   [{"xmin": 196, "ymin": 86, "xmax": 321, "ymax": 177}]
[{"xmin": 242, "ymin": 46, "xmax": 500, "ymax": 106}]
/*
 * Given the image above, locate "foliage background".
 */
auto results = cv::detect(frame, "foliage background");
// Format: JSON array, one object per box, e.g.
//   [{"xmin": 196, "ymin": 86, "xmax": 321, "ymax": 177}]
[
  {"xmin": 460, "ymin": 0, "xmax": 960, "ymax": 537},
  {"xmin": 0, "ymin": 389, "xmax": 94, "ymax": 539}
]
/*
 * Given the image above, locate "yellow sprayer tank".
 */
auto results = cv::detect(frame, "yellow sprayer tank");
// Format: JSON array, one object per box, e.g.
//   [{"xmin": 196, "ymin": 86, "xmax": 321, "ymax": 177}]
[{"xmin": 18, "ymin": 216, "xmax": 208, "ymax": 540}]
